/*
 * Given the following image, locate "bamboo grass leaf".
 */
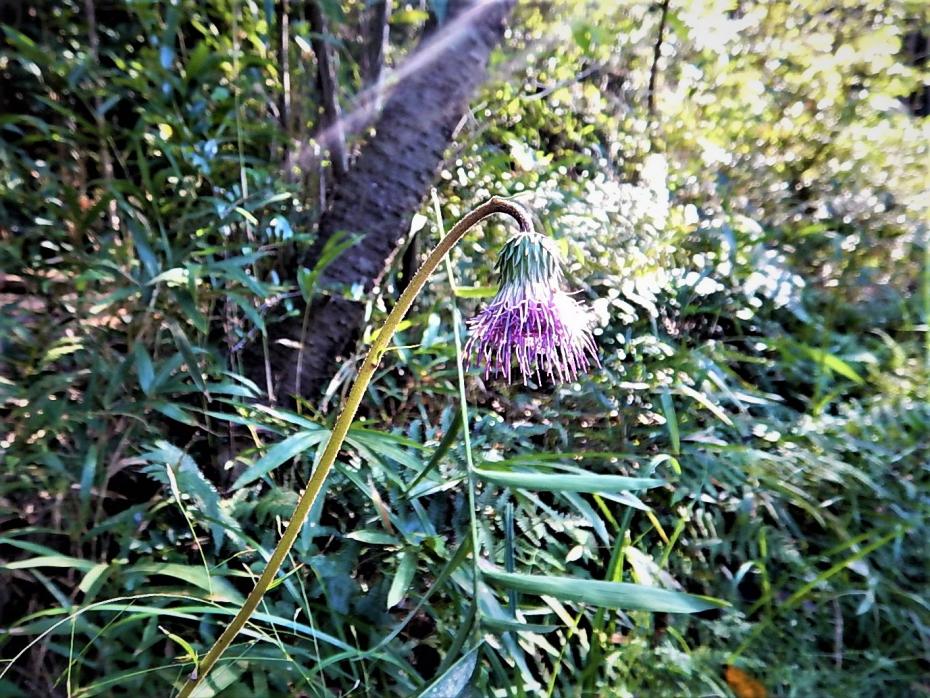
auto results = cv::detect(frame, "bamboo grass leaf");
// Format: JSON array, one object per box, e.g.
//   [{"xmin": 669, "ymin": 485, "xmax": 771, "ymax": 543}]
[
  {"xmin": 481, "ymin": 566, "xmax": 726, "ymax": 614},
  {"xmin": 474, "ymin": 468, "xmax": 664, "ymax": 493}
]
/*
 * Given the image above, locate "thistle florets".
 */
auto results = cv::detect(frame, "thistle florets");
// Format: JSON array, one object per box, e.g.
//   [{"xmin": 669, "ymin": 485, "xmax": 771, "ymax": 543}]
[{"xmin": 464, "ymin": 231, "xmax": 599, "ymax": 384}]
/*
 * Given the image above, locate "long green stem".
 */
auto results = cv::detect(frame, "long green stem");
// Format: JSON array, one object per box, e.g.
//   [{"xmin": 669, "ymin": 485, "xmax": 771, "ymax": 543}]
[{"xmin": 178, "ymin": 196, "xmax": 532, "ymax": 696}]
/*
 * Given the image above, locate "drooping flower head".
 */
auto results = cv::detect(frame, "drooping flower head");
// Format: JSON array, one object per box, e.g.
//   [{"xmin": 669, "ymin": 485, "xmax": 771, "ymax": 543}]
[{"xmin": 464, "ymin": 231, "xmax": 599, "ymax": 384}]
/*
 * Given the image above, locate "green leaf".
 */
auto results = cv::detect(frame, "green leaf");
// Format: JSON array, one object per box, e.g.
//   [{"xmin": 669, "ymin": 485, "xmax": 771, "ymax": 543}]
[
  {"xmin": 346, "ymin": 530, "xmax": 399, "ymax": 545},
  {"xmin": 228, "ymin": 292, "xmax": 265, "ymax": 335},
  {"xmin": 230, "ymin": 430, "xmax": 328, "ymax": 490},
  {"xmin": 297, "ymin": 267, "xmax": 315, "ymax": 303},
  {"xmin": 402, "ymin": 406, "xmax": 462, "ymax": 497},
  {"xmin": 474, "ymin": 468, "xmax": 663, "ymax": 493},
  {"xmin": 127, "ymin": 562, "xmax": 243, "ymax": 603},
  {"xmin": 141, "ymin": 441, "xmax": 242, "ymax": 549},
  {"xmin": 77, "ymin": 562, "xmax": 112, "ymax": 601},
  {"xmin": 134, "ymin": 342, "xmax": 155, "ymax": 395},
  {"xmin": 185, "ymin": 40, "xmax": 212, "ymax": 80},
  {"xmin": 481, "ymin": 566, "xmax": 726, "ymax": 613},
  {"xmin": 1, "ymin": 555, "xmax": 98, "ymax": 572},
  {"xmin": 79, "ymin": 446, "xmax": 98, "ymax": 512},
  {"xmin": 188, "ymin": 661, "xmax": 248, "ymax": 698},
  {"xmin": 453, "ymin": 285, "xmax": 498, "ymax": 298},
  {"xmin": 480, "ymin": 617, "xmax": 559, "ymax": 634},
  {"xmin": 250, "ymin": 403, "xmax": 323, "ymax": 430},
  {"xmin": 152, "ymin": 401, "xmax": 198, "ymax": 425},
  {"xmin": 234, "ymin": 206, "xmax": 258, "ymax": 225},
  {"xmin": 41, "ymin": 342, "xmax": 83, "ymax": 365},
  {"xmin": 391, "ymin": 8, "xmax": 430, "ymax": 24},
  {"xmin": 659, "ymin": 388, "xmax": 680, "ymax": 455},
  {"xmin": 387, "ymin": 550, "xmax": 418, "ymax": 609},
  {"xmin": 347, "ymin": 427, "xmax": 422, "ymax": 472},
  {"xmin": 368, "ymin": 320, "xmax": 412, "ymax": 343},
  {"xmin": 418, "ymin": 645, "xmax": 481, "ymax": 698},
  {"xmin": 802, "ymin": 346, "xmax": 866, "ymax": 383},
  {"xmin": 147, "ymin": 267, "xmax": 189, "ymax": 286},
  {"xmin": 172, "ymin": 287, "xmax": 210, "ymax": 334},
  {"xmin": 297, "ymin": 231, "xmax": 361, "ymax": 302},
  {"xmin": 127, "ymin": 220, "xmax": 159, "ymax": 281},
  {"xmin": 160, "ymin": 624, "xmax": 199, "ymax": 666},
  {"xmin": 0, "ymin": 677, "xmax": 27, "ymax": 697},
  {"xmin": 168, "ymin": 321, "xmax": 207, "ymax": 394}
]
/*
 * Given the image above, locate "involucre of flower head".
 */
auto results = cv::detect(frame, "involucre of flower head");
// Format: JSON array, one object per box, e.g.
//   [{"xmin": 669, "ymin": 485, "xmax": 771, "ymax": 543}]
[{"xmin": 465, "ymin": 232, "xmax": 599, "ymax": 384}]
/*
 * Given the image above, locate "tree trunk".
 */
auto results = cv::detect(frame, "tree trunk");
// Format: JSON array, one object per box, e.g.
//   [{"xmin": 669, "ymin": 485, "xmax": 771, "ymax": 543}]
[
  {"xmin": 308, "ymin": 0, "xmax": 349, "ymax": 178},
  {"xmin": 362, "ymin": 0, "xmax": 391, "ymax": 92},
  {"xmin": 257, "ymin": 0, "xmax": 514, "ymax": 404}
]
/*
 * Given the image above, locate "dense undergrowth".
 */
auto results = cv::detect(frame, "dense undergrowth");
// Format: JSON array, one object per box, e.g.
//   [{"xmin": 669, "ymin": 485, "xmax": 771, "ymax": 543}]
[{"xmin": 1, "ymin": 1, "xmax": 929, "ymax": 696}]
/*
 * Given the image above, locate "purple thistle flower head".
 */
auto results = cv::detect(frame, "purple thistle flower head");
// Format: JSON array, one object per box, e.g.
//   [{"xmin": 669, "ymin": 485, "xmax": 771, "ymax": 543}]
[{"xmin": 464, "ymin": 232, "xmax": 599, "ymax": 384}]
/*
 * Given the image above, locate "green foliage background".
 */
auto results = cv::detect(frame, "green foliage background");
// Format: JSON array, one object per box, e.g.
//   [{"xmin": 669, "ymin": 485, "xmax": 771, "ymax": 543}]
[{"xmin": 1, "ymin": 1, "xmax": 929, "ymax": 696}]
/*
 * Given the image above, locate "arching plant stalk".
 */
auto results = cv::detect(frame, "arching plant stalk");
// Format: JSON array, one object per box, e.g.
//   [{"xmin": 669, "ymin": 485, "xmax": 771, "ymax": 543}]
[{"xmin": 178, "ymin": 196, "xmax": 534, "ymax": 696}]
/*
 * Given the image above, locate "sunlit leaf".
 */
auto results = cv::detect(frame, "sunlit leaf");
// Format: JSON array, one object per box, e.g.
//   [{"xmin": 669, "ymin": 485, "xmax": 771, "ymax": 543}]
[
  {"xmin": 230, "ymin": 430, "xmax": 328, "ymax": 490},
  {"xmin": 418, "ymin": 645, "xmax": 481, "ymax": 698},
  {"xmin": 474, "ymin": 468, "xmax": 664, "ymax": 493},
  {"xmin": 481, "ymin": 566, "xmax": 726, "ymax": 613}
]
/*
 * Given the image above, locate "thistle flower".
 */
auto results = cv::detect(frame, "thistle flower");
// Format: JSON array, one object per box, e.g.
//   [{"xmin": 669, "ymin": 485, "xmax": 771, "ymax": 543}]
[{"xmin": 465, "ymin": 232, "xmax": 599, "ymax": 384}]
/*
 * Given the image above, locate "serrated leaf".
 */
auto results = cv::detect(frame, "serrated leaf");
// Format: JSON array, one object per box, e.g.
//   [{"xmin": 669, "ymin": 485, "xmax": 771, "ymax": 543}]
[{"xmin": 141, "ymin": 441, "xmax": 241, "ymax": 550}]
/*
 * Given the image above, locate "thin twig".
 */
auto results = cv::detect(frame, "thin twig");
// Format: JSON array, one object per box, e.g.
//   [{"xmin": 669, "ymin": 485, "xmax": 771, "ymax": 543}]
[
  {"xmin": 364, "ymin": 0, "xmax": 391, "ymax": 88},
  {"xmin": 279, "ymin": 0, "xmax": 292, "ymax": 138},
  {"xmin": 833, "ymin": 597, "xmax": 844, "ymax": 668},
  {"xmin": 83, "ymin": 0, "xmax": 120, "ymax": 233},
  {"xmin": 229, "ymin": 291, "xmax": 302, "ymax": 354},
  {"xmin": 647, "ymin": 0, "xmax": 671, "ymax": 122}
]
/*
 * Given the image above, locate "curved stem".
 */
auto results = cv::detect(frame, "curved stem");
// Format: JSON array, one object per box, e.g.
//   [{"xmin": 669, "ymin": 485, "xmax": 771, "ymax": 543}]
[{"xmin": 178, "ymin": 196, "xmax": 532, "ymax": 696}]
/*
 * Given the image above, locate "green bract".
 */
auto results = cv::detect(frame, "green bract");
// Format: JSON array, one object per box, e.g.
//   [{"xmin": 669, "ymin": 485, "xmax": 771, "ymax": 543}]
[{"xmin": 495, "ymin": 232, "xmax": 564, "ymax": 288}]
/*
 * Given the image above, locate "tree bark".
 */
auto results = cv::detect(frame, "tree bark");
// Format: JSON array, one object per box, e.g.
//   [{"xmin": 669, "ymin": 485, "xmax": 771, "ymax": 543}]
[{"xmin": 259, "ymin": 0, "xmax": 514, "ymax": 404}]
